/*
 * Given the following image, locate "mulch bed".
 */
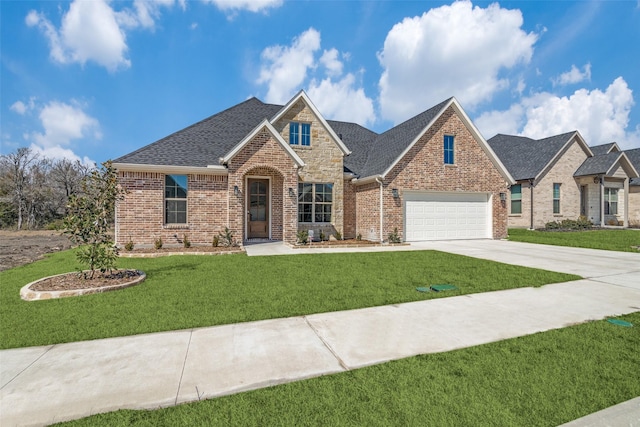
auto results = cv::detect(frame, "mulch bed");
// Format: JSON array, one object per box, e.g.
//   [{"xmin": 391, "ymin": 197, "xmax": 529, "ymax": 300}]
[
  {"xmin": 122, "ymin": 246, "xmax": 241, "ymax": 254},
  {"xmin": 29, "ymin": 269, "xmax": 144, "ymax": 291}
]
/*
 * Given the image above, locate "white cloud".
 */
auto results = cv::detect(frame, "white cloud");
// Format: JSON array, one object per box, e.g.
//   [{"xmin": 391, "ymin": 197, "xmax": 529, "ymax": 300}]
[
  {"xmin": 257, "ymin": 28, "xmax": 321, "ymax": 104},
  {"xmin": 476, "ymin": 77, "xmax": 640, "ymax": 149},
  {"xmin": 27, "ymin": 0, "xmax": 129, "ymax": 71},
  {"xmin": 32, "ymin": 101, "xmax": 101, "ymax": 150},
  {"xmin": 9, "ymin": 98, "xmax": 36, "ymax": 115},
  {"xmin": 378, "ymin": 0, "xmax": 538, "ymax": 124},
  {"xmin": 29, "ymin": 144, "xmax": 95, "ymax": 167},
  {"xmin": 307, "ymin": 74, "xmax": 375, "ymax": 126},
  {"xmin": 552, "ymin": 63, "xmax": 591, "ymax": 86},
  {"xmin": 202, "ymin": 0, "xmax": 283, "ymax": 13},
  {"xmin": 319, "ymin": 48, "xmax": 343, "ymax": 77},
  {"xmin": 26, "ymin": 0, "xmax": 177, "ymax": 72},
  {"xmin": 10, "ymin": 101, "xmax": 27, "ymax": 115}
]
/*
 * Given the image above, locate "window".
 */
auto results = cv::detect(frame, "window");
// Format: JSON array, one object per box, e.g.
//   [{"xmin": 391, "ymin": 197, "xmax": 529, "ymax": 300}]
[
  {"xmin": 290, "ymin": 122, "xmax": 311, "ymax": 146},
  {"xmin": 444, "ymin": 135, "xmax": 454, "ymax": 164},
  {"xmin": 165, "ymin": 175, "xmax": 187, "ymax": 224},
  {"xmin": 604, "ymin": 188, "xmax": 618, "ymax": 215},
  {"xmin": 553, "ymin": 183, "xmax": 561, "ymax": 214},
  {"xmin": 510, "ymin": 184, "xmax": 522, "ymax": 214},
  {"xmin": 298, "ymin": 183, "xmax": 333, "ymax": 223}
]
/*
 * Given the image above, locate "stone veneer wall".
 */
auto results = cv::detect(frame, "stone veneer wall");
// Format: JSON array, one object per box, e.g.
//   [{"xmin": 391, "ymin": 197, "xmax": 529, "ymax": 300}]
[
  {"xmin": 527, "ymin": 139, "xmax": 588, "ymax": 228},
  {"xmin": 226, "ymin": 129, "xmax": 299, "ymax": 244},
  {"xmin": 116, "ymin": 171, "xmax": 227, "ymax": 247},
  {"xmin": 272, "ymin": 100, "xmax": 345, "ymax": 237},
  {"xmin": 629, "ymin": 186, "xmax": 640, "ymax": 224},
  {"xmin": 382, "ymin": 106, "xmax": 509, "ymax": 240}
]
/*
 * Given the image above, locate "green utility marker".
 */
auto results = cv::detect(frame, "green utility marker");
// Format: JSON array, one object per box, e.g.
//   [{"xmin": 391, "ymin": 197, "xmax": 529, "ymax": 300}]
[
  {"xmin": 430, "ymin": 284, "xmax": 457, "ymax": 292},
  {"xmin": 607, "ymin": 318, "xmax": 633, "ymax": 327},
  {"xmin": 416, "ymin": 287, "xmax": 430, "ymax": 293}
]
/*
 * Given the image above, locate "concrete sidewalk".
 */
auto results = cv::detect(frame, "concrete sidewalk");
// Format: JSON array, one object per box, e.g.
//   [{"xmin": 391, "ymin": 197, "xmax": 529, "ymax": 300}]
[{"xmin": 2, "ymin": 240, "xmax": 639, "ymax": 426}]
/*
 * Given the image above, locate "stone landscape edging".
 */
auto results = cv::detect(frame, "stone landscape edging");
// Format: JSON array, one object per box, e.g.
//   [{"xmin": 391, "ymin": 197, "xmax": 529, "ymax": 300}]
[{"xmin": 20, "ymin": 270, "xmax": 146, "ymax": 301}]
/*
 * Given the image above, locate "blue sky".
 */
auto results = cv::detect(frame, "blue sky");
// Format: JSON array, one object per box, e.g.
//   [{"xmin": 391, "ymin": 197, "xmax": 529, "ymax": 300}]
[{"xmin": 2, "ymin": 0, "xmax": 640, "ymax": 165}]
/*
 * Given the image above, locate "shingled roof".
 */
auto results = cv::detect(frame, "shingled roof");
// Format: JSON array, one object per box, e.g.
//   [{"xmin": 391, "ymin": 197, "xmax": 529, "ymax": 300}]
[
  {"xmin": 625, "ymin": 148, "xmax": 640, "ymax": 185},
  {"xmin": 590, "ymin": 142, "xmax": 619, "ymax": 155},
  {"xmin": 114, "ymin": 94, "xmax": 503, "ymax": 180},
  {"xmin": 486, "ymin": 132, "xmax": 577, "ymax": 181},
  {"xmin": 114, "ymin": 97, "xmax": 281, "ymax": 167},
  {"xmin": 574, "ymin": 151, "xmax": 625, "ymax": 176}
]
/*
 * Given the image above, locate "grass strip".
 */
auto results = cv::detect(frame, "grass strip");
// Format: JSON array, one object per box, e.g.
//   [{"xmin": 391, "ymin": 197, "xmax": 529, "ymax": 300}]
[
  {"xmin": 55, "ymin": 312, "xmax": 640, "ymax": 426},
  {"xmin": 508, "ymin": 228, "xmax": 640, "ymax": 252},
  {"xmin": 0, "ymin": 249, "xmax": 579, "ymax": 349}
]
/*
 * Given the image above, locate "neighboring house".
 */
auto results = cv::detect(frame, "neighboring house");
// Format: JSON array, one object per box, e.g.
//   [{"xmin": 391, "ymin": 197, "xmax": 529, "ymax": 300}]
[
  {"xmin": 113, "ymin": 91, "xmax": 514, "ymax": 246},
  {"xmin": 625, "ymin": 148, "xmax": 640, "ymax": 225},
  {"xmin": 487, "ymin": 133, "xmax": 638, "ymax": 229}
]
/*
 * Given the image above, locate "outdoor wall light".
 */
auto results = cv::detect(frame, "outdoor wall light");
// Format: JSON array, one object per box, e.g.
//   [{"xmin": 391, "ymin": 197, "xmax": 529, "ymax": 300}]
[
  {"xmin": 234, "ymin": 185, "xmax": 239, "ymax": 196},
  {"xmin": 499, "ymin": 192, "xmax": 507, "ymax": 201},
  {"xmin": 391, "ymin": 188, "xmax": 399, "ymax": 198},
  {"xmin": 288, "ymin": 187, "xmax": 296, "ymax": 197}
]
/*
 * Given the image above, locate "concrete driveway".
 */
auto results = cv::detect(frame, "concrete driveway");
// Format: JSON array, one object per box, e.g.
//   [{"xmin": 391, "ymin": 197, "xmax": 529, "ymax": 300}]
[{"xmin": 2, "ymin": 240, "xmax": 639, "ymax": 426}]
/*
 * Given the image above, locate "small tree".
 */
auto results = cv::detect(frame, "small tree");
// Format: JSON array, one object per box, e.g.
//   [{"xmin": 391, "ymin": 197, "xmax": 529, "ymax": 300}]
[{"xmin": 63, "ymin": 161, "xmax": 126, "ymax": 278}]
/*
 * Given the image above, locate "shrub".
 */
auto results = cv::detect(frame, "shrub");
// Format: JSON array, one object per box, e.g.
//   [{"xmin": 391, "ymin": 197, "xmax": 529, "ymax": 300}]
[
  {"xmin": 63, "ymin": 161, "xmax": 125, "ymax": 278},
  {"xmin": 576, "ymin": 215, "xmax": 593, "ymax": 229},
  {"xmin": 544, "ymin": 221, "xmax": 561, "ymax": 230},
  {"xmin": 217, "ymin": 227, "xmax": 237, "ymax": 247},
  {"xmin": 356, "ymin": 233, "xmax": 362, "ymax": 241},
  {"xmin": 154, "ymin": 237, "xmax": 163, "ymax": 250},
  {"xmin": 124, "ymin": 238, "xmax": 135, "ymax": 252},
  {"xmin": 335, "ymin": 230, "xmax": 342, "ymax": 240},
  {"xmin": 296, "ymin": 230, "xmax": 308, "ymax": 244},
  {"xmin": 388, "ymin": 227, "xmax": 401, "ymax": 243},
  {"xmin": 212, "ymin": 235, "xmax": 219, "ymax": 247},
  {"xmin": 183, "ymin": 234, "xmax": 191, "ymax": 248},
  {"xmin": 319, "ymin": 230, "xmax": 326, "ymax": 241}
]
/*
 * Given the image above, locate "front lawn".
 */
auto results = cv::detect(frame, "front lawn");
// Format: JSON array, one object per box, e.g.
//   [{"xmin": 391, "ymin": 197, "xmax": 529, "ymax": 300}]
[
  {"xmin": 57, "ymin": 312, "xmax": 640, "ymax": 427},
  {"xmin": 508, "ymin": 228, "xmax": 640, "ymax": 252},
  {"xmin": 0, "ymin": 250, "xmax": 579, "ymax": 349}
]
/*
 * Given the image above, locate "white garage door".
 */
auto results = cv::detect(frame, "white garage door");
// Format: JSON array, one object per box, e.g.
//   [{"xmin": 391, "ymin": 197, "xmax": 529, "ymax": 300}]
[{"xmin": 404, "ymin": 192, "xmax": 491, "ymax": 241}]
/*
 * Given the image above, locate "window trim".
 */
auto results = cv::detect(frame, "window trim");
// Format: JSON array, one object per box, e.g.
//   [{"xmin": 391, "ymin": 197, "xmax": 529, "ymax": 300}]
[
  {"xmin": 510, "ymin": 184, "xmax": 522, "ymax": 215},
  {"xmin": 552, "ymin": 183, "xmax": 561, "ymax": 214},
  {"xmin": 290, "ymin": 122, "xmax": 311, "ymax": 146},
  {"xmin": 604, "ymin": 187, "xmax": 618, "ymax": 215},
  {"xmin": 298, "ymin": 182, "xmax": 333, "ymax": 223},
  {"xmin": 165, "ymin": 174, "xmax": 188, "ymax": 224},
  {"xmin": 444, "ymin": 135, "xmax": 455, "ymax": 165}
]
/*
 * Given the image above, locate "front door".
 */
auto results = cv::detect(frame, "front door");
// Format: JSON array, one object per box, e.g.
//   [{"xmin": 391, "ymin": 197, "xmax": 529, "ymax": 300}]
[{"xmin": 247, "ymin": 179, "xmax": 269, "ymax": 239}]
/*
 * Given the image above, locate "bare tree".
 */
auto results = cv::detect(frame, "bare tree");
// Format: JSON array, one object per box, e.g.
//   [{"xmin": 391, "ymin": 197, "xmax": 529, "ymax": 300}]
[
  {"xmin": 0, "ymin": 148, "xmax": 40, "ymax": 230},
  {"xmin": 50, "ymin": 158, "xmax": 91, "ymax": 215}
]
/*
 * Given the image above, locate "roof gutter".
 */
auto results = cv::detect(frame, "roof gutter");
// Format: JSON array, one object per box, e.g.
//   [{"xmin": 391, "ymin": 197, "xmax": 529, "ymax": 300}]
[
  {"xmin": 351, "ymin": 174, "xmax": 383, "ymax": 186},
  {"xmin": 113, "ymin": 163, "xmax": 228, "ymax": 175}
]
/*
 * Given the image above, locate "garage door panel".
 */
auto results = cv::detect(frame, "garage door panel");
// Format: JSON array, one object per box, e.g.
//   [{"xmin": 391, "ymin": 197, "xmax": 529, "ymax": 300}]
[{"xmin": 405, "ymin": 192, "xmax": 490, "ymax": 241}]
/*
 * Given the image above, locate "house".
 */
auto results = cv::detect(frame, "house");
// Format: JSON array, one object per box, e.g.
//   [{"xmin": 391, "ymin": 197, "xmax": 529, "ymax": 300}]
[
  {"xmin": 113, "ymin": 91, "xmax": 514, "ymax": 247},
  {"xmin": 626, "ymin": 148, "xmax": 640, "ymax": 225},
  {"xmin": 487, "ymin": 133, "xmax": 638, "ymax": 229}
]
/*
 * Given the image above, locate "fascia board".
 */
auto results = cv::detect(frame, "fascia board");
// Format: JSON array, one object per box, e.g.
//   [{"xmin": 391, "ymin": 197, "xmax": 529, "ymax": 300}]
[{"xmin": 113, "ymin": 163, "xmax": 228, "ymax": 175}]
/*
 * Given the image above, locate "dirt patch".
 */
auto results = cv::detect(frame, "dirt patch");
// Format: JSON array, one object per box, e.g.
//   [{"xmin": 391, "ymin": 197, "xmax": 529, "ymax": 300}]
[
  {"xmin": 0, "ymin": 230, "xmax": 74, "ymax": 272},
  {"xmin": 28, "ymin": 269, "xmax": 143, "ymax": 291}
]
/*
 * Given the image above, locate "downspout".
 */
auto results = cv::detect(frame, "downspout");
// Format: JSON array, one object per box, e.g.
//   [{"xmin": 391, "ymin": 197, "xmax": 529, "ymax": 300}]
[
  {"xmin": 529, "ymin": 179, "xmax": 534, "ymax": 230},
  {"xmin": 376, "ymin": 177, "xmax": 384, "ymax": 243},
  {"xmin": 599, "ymin": 175, "xmax": 605, "ymax": 226}
]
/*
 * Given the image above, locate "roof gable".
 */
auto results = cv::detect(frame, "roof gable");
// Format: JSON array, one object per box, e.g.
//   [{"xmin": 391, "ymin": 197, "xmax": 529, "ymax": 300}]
[
  {"xmin": 221, "ymin": 119, "xmax": 305, "ymax": 167},
  {"xmin": 590, "ymin": 142, "xmax": 621, "ymax": 155},
  {"xmin": 625, "ymin": 148, "xmax": 640, "ymax": 185},
  {"xmin": 355, "ymin": 97, "xmax": 513, "ymax": 184},
  {"xmin": 488, "ymin": 131, "xmax": 591, "ymax": 182},
  {"xmin": 575, "ymin": 151, "xmax": 638, "ymax": 178},
  {"xmin": 270, "ymin": 90, "xmax": 351, "ymax": 156}
]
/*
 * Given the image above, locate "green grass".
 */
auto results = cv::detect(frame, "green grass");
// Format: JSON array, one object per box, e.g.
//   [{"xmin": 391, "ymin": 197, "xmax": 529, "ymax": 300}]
[
  {"xmin": 56, "ymin": 312, "xmax": 640, "ymax": 427},
  {"xmin": 0, "ymin": 250, "xmax": 579, "ymax": 349},
  {"xmin": 508, "ymin": 228, "xmax": 640, "ymax": 252}
]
